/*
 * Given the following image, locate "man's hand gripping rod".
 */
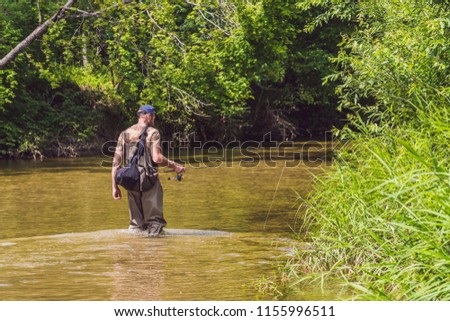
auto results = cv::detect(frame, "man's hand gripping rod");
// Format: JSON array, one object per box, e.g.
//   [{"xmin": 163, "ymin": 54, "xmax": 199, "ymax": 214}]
[{"xmin": 164, "ymin": 165, "xmax": 211, "ymax": 181}]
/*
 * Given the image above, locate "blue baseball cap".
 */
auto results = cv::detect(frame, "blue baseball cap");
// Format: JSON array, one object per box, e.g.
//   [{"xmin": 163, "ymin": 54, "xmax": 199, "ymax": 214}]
[{"xmin": 138, "ymin": 105, "xmax": 156, "ymax": 114}]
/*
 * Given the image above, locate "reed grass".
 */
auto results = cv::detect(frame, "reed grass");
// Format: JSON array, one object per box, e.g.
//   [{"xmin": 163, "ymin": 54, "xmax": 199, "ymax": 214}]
[{"xmin": 288, "ymin": 92, "xmax": 450, "ymax": 300}]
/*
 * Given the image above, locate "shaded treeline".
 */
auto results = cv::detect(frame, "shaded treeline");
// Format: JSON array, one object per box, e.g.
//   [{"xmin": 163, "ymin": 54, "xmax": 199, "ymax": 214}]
[{"xmin": 0, "ymin": 0, "xmax": 351, "ymax": 158}]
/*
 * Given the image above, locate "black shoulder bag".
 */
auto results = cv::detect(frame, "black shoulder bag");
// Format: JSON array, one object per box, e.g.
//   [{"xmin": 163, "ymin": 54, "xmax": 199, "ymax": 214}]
[{"xmin": 115, "ymin": 126, "xmax": 158, "ymax": 192}]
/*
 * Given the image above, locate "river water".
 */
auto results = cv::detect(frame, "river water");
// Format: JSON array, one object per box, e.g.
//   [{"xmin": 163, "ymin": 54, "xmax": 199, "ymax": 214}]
[{"xmin": 0, "ymin": 143, "xmax": 339, "ymax": 300}]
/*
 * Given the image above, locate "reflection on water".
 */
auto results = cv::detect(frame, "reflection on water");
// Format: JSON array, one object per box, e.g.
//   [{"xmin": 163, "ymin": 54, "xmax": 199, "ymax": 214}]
[{"xmin": 0, "ymin": 145, "xmax": 337, "ymax": 300}]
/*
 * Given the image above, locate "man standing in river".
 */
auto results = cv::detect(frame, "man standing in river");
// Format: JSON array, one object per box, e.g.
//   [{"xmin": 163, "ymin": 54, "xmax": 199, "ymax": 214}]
[{"xmin": 111, "ymin": 105, "xmax": 185, "ymax": 237}]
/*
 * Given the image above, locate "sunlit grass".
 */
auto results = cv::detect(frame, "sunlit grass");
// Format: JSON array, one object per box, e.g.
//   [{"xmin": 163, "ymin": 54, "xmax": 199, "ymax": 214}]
[{"xmin": 287, "ymin": 94, "xmax": 450, "ymax": 300}]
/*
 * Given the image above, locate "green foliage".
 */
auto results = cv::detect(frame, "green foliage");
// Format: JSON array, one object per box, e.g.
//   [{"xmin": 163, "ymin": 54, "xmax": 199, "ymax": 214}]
[
  {"xmin": 0, "ymin": 1, "xmax": 35, "ymax": 108},
  {"xmin": 0, "ymin": 74, "xmax": 103, "ymax": 157},
  {"xmin": 1, "ymin": 0, "xmax": 347, "ymax": 155},
  {"xmin": 294, "ymin": 94, "xmax": 450, "ymax": 300},
  {"xmin": 287, "ymin": 0, "xmax": 450, "ymax": 300},
  {"xmin": 333, "ymin": 1, "xmax": 450, "ymax": 126},
  {"xmin": 0, "ymin": 69, "xmax": 17, "ymax": 109}
]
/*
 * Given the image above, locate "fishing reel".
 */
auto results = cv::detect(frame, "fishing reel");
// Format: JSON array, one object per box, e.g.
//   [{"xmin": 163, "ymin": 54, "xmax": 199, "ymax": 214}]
[{"xmin": 166, "ymin": 171, "xmax": 183, "ymax": 181}]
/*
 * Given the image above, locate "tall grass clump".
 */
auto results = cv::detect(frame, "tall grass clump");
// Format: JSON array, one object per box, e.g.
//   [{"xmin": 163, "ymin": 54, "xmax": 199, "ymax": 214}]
[
  {"xmin": 292, "ymin": 94, "xmax": 449, "ymax": 300},
  {"xmin": 286, "ymin": 0, "xmax": 450, "ymax": 300}
]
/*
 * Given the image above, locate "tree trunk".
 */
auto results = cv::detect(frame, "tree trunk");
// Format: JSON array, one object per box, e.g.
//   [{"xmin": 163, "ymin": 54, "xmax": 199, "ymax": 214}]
[{"xmin": 82, "ymin": 29, "xmax": 89, "ymax": 68}]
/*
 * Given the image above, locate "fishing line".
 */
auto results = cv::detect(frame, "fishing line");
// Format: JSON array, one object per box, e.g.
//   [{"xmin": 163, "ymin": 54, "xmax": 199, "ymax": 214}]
[{"xmin": 264, "ymin": 162, "xmax": 286, "ymax": 230}]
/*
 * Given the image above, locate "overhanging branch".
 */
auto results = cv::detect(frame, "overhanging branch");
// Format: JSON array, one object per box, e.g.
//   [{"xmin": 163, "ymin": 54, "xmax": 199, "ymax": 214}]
[
  {"xmin": 0, "ymin": 1, "xmax": 123, "ymax": 69},
  {"xmin": 0, "ymin": 0, "xmax": 76, "ymax": 69},
  {"xmin": 67, "ymin": 4, "xmax": 119, "ymax": 19}
]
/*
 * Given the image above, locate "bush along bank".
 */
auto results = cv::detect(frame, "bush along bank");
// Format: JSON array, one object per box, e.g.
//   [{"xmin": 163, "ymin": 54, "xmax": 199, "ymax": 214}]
[
  {"xmin": 282, "ymin": 1, "xmax": 450, "ymax": 300},
  {"xmin": 0, "ymin": 80, "xmax": 126, "ymax": 159},
  {"xmin": 290, "ymin": 95, "xmax": 449, "ymax": 300}
]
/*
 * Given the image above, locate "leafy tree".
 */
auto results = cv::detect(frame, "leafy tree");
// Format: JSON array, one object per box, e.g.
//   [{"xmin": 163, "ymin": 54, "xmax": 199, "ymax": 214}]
[{"xmin": 1, "ymin": 0, "xmax": 350, "ymax": 156}]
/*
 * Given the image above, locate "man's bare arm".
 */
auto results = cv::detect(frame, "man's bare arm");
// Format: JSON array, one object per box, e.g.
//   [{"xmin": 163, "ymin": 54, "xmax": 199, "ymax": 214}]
[{"xmin": 151, "ymin": 138, "xmax": 185, "ymax": 173}]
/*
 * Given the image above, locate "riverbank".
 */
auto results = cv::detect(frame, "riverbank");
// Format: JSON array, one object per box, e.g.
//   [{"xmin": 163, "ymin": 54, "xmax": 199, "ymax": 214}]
[
  {"xmin": 282, "ymin": 95, "xmax": 449, "ymax": 300},
  {"xmin": 276, "ymin": 1, "xmax": 450, "ymax": 300},
  {"xmin": 0, "ymin": 142, "xmax": 103, "ymax": 160}
]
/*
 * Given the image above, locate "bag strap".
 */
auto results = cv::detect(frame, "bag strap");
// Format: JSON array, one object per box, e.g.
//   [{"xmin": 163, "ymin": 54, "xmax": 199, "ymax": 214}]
[
  {"xmin": 144, "ymin": 130, "xmax": 158, "ymax": 169},
  {"xmin": 135, "ymin": 126, "xmax": 158, "ymax": 168},
  {"xmin": 138, "ymin": 125, "xmax": 149, "ymax": 139},
  {"xmin": 126, "ymin": 126, "xmax": 149, "ymax": 165}
]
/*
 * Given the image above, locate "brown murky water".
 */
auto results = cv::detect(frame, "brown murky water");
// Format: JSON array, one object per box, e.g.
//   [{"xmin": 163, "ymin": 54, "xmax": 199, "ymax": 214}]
[{"xmin": 0, "ymin": 143, "xmax": 338, "ymax": 300}]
